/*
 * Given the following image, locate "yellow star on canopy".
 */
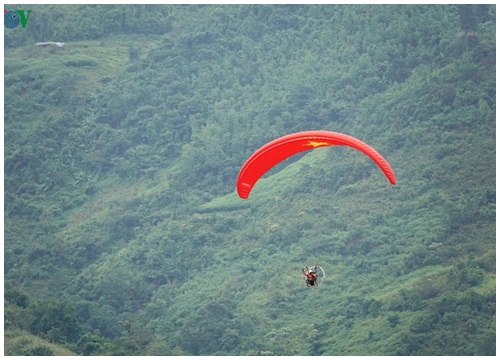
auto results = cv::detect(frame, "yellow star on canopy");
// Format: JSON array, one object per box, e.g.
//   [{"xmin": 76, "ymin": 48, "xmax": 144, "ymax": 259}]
[{"xmin": 306, "ymin": 141, "xmax": 330, "ymax": 148}]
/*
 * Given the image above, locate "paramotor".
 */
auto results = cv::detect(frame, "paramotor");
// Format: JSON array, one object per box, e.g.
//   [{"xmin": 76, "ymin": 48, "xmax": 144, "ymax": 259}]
[{"xmin": 303, "ymin": 265, "xmax": 325, "ymax": 287}]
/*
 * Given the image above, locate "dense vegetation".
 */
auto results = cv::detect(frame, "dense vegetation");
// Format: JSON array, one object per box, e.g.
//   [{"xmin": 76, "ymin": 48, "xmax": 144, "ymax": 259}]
[{"xmin": 4, "ymin": 4, "xmax": 495, "ymax": 356}]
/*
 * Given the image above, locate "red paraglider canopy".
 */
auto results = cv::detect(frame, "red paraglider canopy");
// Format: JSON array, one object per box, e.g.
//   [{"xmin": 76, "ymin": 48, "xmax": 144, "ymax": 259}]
[{"xmin": 236, "ymin": 130, "xmax": 396, "ymax": 199}]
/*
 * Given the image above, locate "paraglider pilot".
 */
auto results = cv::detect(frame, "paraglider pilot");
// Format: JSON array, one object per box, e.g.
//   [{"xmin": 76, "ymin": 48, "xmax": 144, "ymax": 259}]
[{"xmin": 302, "ymin": 266, "xmax": 318, "ymax": 287}]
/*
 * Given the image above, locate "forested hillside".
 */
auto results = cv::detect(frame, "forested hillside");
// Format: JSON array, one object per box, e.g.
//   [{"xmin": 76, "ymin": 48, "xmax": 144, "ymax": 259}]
[{"xmin": 4, "ymin": 4, "xmax": 495, "ymax": 355}]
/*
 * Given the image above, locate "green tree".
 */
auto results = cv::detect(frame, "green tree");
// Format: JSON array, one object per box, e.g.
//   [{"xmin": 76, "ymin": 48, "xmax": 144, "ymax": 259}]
[{"xmin": 30, "ymin": 300, "xmax": 81, "ymax": 343}]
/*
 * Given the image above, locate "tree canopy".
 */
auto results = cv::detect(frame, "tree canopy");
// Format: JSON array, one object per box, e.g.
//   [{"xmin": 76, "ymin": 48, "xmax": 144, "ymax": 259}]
[{"xmin": 4, "ymin": 4, "xmax": 496, "ymax": 356}]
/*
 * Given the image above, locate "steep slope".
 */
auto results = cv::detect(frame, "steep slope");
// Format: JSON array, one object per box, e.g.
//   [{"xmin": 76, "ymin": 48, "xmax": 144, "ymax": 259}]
[{"xmin": 5, "ymin": 4, "xmax": 495, "ymax": 356}]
